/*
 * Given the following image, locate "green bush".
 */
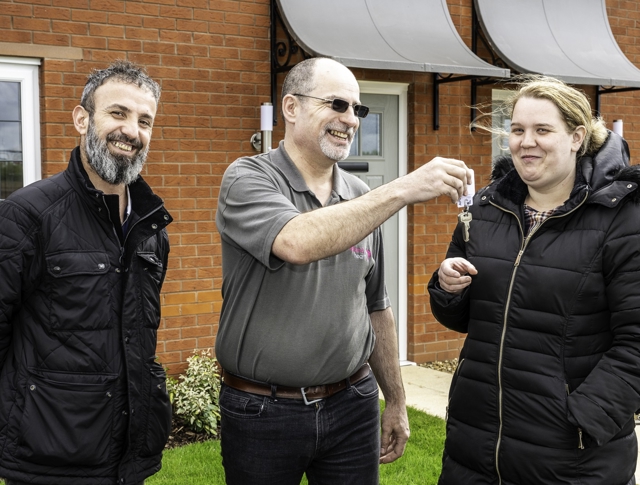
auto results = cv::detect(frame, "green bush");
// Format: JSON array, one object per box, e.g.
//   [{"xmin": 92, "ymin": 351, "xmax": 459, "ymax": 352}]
[{"xmin": 167, "ymin": 349, "xmax": 221, "ymax": 437}]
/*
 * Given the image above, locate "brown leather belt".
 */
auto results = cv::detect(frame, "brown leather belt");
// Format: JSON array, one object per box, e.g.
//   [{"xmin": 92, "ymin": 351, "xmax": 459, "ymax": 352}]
[{"xmin": 222, "ymin": 364, "xmax": 370, "ymax": 404}]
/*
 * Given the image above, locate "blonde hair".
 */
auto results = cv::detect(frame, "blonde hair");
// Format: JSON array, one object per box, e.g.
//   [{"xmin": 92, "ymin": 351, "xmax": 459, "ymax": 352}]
[{"xmin": 477, "ymin": 75, "xmax": 608, "ymax": 158}]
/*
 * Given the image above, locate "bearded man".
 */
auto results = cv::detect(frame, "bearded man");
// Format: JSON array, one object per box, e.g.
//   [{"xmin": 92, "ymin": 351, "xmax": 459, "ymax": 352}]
[{"xmin": 0, "ymin": 60, "xmax": 172, "ymax": 485}]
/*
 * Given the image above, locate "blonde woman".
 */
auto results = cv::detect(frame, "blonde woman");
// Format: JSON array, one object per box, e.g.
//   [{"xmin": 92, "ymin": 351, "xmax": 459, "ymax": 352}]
[{"xmin": 429, "ymin": 76, "xmax": 640, "ymax": 485}]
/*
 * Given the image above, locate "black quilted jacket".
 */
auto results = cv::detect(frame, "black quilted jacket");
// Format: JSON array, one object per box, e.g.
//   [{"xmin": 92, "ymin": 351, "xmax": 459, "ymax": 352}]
[
  {"xmin": 0, "ymin": 147, "xmax": 173, "ymax": 484},
  {"xmin": 429, "ymin": 131, "xmax": 640, "ymax": 485}
]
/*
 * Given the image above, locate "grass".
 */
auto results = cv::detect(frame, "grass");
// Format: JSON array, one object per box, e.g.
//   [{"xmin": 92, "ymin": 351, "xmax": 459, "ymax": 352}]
[{"xmin": 147, "ymin": 402, "xmax": 446, "ymax": 485}]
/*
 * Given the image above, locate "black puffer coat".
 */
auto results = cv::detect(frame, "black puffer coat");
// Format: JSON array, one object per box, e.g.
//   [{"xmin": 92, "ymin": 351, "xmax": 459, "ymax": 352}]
[
  {"xmin": 429, "ymin": 132, "xmax": 640, "ymax": 485},
  {"xmin": 0, "ymin": 147, "xmax": 173, "ymax": 484}
]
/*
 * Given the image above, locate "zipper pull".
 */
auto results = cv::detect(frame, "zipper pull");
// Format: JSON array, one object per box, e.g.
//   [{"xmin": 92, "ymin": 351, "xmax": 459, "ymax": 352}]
[
  {"xmin": 566, "ymin": 385, "xmax": 584, "ymax": 450},
  {"xmin": 514, "ymin": 249, "xmax": 524, "ymax": 267}
]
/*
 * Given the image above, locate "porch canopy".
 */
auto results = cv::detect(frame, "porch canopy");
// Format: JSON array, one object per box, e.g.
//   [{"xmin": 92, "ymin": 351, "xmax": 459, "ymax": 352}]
[
  {"xmin": 475, "ymin": 0, "xmax": 640, "ymax": 88},
  {"xmin": 275, "ymin": 0, "xmax": 509, "ymax": 77}
]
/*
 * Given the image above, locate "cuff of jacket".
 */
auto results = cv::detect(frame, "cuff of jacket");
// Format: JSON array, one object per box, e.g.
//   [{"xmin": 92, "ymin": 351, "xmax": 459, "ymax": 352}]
[{"xmin": 427, "ymin": 270, "xmax": 470, "ymax": 333}]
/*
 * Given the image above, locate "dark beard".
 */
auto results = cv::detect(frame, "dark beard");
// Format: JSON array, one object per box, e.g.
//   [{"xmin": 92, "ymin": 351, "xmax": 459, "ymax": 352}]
[{"xmin": 84, "ymin": 118, "xmax": 148, "ymax": 185}]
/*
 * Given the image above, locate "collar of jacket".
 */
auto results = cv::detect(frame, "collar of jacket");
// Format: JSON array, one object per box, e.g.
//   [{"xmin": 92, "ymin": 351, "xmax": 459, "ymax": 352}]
[
  {"xmin": 64, "ymin": 146, "xmax": 173, "ymax": 226},
  {"xmin": 480, "ymin": 130, "xmax": 640, "ymax": 211}
]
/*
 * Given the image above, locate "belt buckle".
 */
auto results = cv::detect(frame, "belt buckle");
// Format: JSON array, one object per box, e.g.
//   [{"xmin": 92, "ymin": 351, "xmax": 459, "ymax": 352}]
[{"xmin": 300, "ymin": 387, "xmax": 322, "ymax": 405}]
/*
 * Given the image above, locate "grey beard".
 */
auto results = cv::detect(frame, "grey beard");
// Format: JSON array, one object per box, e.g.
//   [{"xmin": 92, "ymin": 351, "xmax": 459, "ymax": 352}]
[
  {"xmin": 84, "ymin": 120, "xmax": 148, "ymax": 186},
  {"xmin": 319, "ymin": 137, "xmax": 351, "ymax": 161},
  {"xmin": 319, "ymin": 124, "xmax": 354, "ymax": 161}
]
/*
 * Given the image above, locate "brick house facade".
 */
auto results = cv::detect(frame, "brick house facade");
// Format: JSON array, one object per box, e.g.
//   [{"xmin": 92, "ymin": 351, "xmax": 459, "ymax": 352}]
[{"xmin": 1, "ymin": 0, "xmax": 639, "ymax": 374}]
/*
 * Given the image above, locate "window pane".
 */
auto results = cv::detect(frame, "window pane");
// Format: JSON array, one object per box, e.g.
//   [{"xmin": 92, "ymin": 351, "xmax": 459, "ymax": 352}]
[
  {"xmin": 0, "ymin": 81, "xmax": 23, "ymax": 199},
  {"xmin": 360, "ymin": 113, "xmax": 381, "ymax": 156},
  {"xmin": 0, "ymin": 122, "xmax": 22, "ymax": 158},
  {"xmin": 0, "ymin": 161, "xmax": 23, "ymax": 199},
  {"xmin": 0, "ymin": 82, "xmax": 21, "ymax": 121},
  {"xmin": 349, "ymin": 130, "xmax": 360, "ymax": 157}
]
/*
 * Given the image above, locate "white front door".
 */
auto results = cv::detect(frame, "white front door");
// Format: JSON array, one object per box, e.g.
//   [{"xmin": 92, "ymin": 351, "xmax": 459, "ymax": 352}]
[{"xmin": 339, "ymin": 82, "xmax": 409, "ymax": 362}]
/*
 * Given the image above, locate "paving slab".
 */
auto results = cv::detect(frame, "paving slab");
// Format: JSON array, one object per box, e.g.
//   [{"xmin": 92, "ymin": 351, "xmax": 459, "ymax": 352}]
[{"xmin": 399, "ymin": 365, "xmax": 451, "ymax": 420}]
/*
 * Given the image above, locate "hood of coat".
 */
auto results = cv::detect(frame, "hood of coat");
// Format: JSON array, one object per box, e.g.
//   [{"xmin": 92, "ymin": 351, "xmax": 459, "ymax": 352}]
[{"xmin": 489, "ymin": 130, "xmax": 640, "ymax": 205}]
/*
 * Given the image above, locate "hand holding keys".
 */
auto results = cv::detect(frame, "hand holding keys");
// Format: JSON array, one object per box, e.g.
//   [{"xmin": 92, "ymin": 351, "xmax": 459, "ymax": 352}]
[{"xmin": 457, "ymin": 169, "xmax": 475, "ymax": 242}]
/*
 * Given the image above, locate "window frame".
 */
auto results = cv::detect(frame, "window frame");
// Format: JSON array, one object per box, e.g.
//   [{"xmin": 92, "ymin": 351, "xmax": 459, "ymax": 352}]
[{"xmin": 0, "ymin": 57, "xmax": 41, "ymax": 191}]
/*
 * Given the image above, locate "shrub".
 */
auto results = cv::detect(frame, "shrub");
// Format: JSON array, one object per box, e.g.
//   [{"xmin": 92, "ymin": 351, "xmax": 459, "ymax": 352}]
[{"xmin": 167, "ymin": 349, "xmax": 221, "ymax": 437}]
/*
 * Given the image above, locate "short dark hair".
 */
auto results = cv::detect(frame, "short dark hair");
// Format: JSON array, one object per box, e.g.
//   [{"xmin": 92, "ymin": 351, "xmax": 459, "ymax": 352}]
[{"xmin": 80, "ymin": 60, "xmax": 160, "ymax": 115}]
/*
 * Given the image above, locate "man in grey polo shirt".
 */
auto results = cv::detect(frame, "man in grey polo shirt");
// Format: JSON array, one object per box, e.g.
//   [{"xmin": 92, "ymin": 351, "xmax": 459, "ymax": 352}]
[{"xmin": 215, "ymin": 57, "xmax": 472, "ymax": 485}]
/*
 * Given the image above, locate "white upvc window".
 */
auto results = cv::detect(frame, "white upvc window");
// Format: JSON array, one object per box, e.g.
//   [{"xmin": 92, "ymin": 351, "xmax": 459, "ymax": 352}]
[{"xmin": 0, "ymin": 57, "xmax": 41, "ymax": 200}]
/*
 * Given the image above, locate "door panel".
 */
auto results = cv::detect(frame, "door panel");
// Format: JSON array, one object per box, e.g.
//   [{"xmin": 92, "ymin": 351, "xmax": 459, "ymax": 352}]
[{"xmin": 341, "ymin": 93, "xmax": 400, "ymax": 332}]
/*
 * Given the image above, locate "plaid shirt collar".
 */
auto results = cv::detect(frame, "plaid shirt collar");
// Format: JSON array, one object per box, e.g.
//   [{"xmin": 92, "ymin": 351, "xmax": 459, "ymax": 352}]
[{"xmin": 523, "ymin": 204, "xmax": 556, "ymax": 235}]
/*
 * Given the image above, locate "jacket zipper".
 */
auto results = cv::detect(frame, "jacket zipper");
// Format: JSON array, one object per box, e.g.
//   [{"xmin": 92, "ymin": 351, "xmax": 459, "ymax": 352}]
[
  {"xmin": 100, "ymin": 193, "xmax": 165, "ymax": 468},
  {"xmin": 489, "ymin": 192, "xmax": 588, "ymax": 484}
]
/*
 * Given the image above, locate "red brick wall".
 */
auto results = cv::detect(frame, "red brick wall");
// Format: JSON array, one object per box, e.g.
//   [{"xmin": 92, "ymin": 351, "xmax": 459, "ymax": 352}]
[
  {"xmin": 2, "ymin": 0, "xmax": 640, "ymax": 372},
  {"xmin": 2, "ymin": 0, "xmax": 272, "ymax": 374}
]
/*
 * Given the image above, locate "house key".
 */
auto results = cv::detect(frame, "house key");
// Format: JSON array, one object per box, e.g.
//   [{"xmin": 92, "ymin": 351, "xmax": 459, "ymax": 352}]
[
  {"xmin": 456, "ymin": 168, "xmax": 475, "ymax": 242},
  {"xmin": 458, "ymin": 207, "xmax": 472, "ymax": 242}
]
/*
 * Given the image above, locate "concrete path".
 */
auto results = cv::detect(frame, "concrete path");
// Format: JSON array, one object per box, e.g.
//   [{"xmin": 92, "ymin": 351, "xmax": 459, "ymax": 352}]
[
  {"xmin": 400, "ymin": 364, "xmax": 451, "ymax": 420},
  {"xmin": 396, "ymin": 364, "xmax": 640, "ymax": 482}
]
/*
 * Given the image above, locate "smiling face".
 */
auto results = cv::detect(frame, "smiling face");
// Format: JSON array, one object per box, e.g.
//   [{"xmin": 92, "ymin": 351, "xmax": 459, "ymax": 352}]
[
  {"xmin": 285, "ymin": 59, "xmax": 361, "ymax": 164},
  {"xmin": 75, "ymin": 79, "xmax": 157, "ymax": 185},
  {"xmin": 509, "ymin": 96, "xmax": 585, "ymax": 198}
]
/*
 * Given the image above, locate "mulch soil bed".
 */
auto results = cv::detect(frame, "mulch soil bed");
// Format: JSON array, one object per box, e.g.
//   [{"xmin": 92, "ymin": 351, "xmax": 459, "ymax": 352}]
[{"xmin": 165, "ymin": 415, "xmax": 216, "ymax": 449}]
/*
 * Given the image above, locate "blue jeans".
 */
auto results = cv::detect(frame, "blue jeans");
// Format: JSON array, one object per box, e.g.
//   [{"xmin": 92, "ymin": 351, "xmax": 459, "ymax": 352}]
[{"xmin": 220, "ymin": 371, "xmax": 381, "ymax": 485}]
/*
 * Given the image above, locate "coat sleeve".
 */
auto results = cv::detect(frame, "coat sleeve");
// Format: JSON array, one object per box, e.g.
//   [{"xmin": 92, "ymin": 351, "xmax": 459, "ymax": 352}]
[
  {"xmin": 0, "ymin": 200, "xmax": 38, "ymax": 370},
  {"xmin": 567, "ymin": 201, "xmax": 640, "ymax": 446},
  {"xmin": 427, "ymin": 221, "xmax": 471, "ymax": 334}
]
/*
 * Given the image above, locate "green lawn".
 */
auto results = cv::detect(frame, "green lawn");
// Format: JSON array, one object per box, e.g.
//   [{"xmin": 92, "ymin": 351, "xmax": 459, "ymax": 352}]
[{"xmin": 147, "ymin": 403, "xmax": 446, "ymax": 485}]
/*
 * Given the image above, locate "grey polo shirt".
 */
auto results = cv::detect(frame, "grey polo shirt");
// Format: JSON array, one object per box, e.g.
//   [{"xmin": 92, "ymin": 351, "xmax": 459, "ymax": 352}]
[{"xmin": 215, "ymin": 142, "xmax": 390, "ymax": 387}]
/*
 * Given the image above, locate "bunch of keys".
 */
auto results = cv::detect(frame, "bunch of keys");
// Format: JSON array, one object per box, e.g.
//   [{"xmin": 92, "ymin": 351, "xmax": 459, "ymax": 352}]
[{"xmin": 456, "ymin": 169, "xmax": 475, "ymax": 242}]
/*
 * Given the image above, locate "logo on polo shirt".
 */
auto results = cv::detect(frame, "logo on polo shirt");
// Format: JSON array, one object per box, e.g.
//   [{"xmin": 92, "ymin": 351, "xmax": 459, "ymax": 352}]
[{"xmin": 350, "ymin": 245, "xmax": 372, "ymax": 260}]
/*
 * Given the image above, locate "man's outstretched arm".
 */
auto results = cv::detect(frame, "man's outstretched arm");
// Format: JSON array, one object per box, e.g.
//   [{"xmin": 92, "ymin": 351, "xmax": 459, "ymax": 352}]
[{"xmin": 273, "ymin": 157, "xmax": 471, "ymax": 265}]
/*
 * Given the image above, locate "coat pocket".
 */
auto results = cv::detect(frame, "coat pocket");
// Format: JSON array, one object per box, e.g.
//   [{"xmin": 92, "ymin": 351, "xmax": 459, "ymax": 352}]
[
  {"xmin": 137, "ymin": 251, "xmax": 164, "ymax": 329},
  {"xmin": 17, "ymin": 370, "xmax": 118, "ymax": 467},
  {"xmin": 139, "ymin": 363, "xmax": 172, "ymax": 457},
  {"xmin": 45, "ymin": 251, "xmax": 112, "ymax": 330}
]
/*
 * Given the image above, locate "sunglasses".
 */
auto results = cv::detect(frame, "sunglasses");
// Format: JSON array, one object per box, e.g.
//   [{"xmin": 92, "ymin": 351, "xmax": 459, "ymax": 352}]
[{"xmin": 293, "ymin": 94, "xmax": 369, "ymax": 118}]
